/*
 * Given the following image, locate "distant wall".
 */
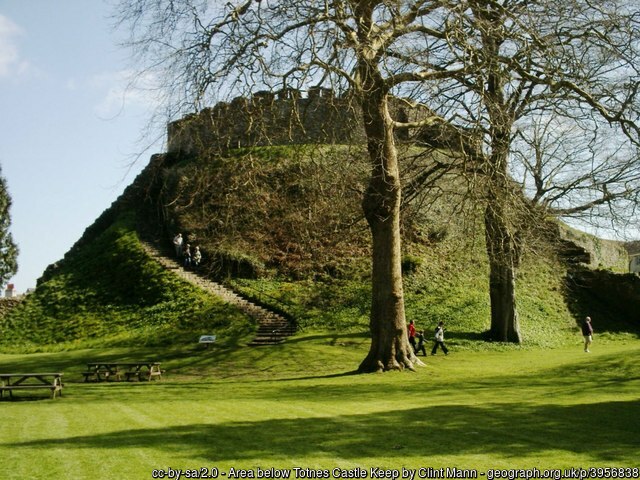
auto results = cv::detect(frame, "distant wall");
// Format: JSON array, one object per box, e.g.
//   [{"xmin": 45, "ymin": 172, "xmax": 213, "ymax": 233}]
[
  {"xmin": 568, "ymin": 267, "xmax": 640, "ymax": 323},
  {"xmin": 559, "ymin": 226, "xmax": 629, "ymax": 271}
]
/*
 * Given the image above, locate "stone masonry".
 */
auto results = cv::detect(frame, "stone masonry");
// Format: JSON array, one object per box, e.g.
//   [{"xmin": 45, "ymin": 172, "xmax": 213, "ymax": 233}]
[{"xmin": 167, "ymin": 88, "xmax": 442, "ymax": 157}]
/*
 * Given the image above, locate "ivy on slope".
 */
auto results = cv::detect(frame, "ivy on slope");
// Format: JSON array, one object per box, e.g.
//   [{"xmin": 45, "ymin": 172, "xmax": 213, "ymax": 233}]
[{"xmin": 0, "ymin": 213, "xmax": 252, "ymax": 351}]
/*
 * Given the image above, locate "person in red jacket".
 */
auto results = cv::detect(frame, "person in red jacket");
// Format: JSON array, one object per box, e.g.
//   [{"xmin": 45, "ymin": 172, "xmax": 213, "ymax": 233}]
[{"xmin": 407, "ymin": 320, "xmax": 417, "ymax": 352}]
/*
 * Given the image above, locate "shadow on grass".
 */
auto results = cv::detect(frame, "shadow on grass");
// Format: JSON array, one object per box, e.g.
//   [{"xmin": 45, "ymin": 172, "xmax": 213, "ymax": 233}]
[
  {"xmin": 271, "ymin": 370, "xmax": 361, "ymax": 382},
  {"xmin": 446, "ymin": 330, "xmax": 489, "ymax": 342},
  {"xmin": 283, "ymin": 332, "xmax": 370, "ymax": 345},
  {"xmin": 0, "ymin": 342, "xmax": 257, "ymax": 384},
  {"xmin": 8, "ymin": 400, "xmax": 640, "ymax": 464}
]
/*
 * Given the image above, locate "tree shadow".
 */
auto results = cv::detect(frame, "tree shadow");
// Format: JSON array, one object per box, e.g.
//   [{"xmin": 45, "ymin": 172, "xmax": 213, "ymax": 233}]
[
  {"xmin": 563, "ymin": 267, "xmax": 640, "ymax": 335},
  {"xmin": 283, "ymin": 332, "xmax": 370, "ymax": 345},
  {"xmin": 8, "ymin": 400, "xmax": 639, "ymax": 464},
  {"xmin": 447, "ymin": 330, "xmax": 489, "ymax": 342}
]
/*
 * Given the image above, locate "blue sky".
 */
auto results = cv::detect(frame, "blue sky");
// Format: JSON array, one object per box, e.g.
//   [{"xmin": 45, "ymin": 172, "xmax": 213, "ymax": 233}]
[{"xmin": 1, "ymin": 1, "xmax": 162, "ymax": 293}]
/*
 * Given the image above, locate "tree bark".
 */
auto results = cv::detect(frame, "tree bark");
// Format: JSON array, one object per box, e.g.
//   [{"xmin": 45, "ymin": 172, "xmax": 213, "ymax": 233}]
[
  {"xmin": 484, "ymin": 201, "xmax": 522, "ymax": 343},
  {"xmin": 357, "ymin": 89, "xmax": 416, "ymax": 372},
  {"xmin": 476, "ymin": 3, "xmax": 523, "ymax": 343}
]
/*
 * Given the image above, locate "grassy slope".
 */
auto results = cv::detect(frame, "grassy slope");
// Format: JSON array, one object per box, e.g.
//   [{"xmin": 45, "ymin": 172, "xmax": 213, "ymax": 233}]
[
  {"xmin": 0, "ymin": 144, "xmax": 638, "ymax": 476},
  {"xmin": 165, "ymin": 144, "xmax": 635, "ymax": 348},
  {"xmin": 1, "ymin": 144, "xmax": 637, "ymax": 354},
  {"xmin": 0, "ymin": 212, "xmax": 253, "ymax": 352},
  {"xmin": 229, "ymin": 239, "xmax": 585, "ymax": 350}
]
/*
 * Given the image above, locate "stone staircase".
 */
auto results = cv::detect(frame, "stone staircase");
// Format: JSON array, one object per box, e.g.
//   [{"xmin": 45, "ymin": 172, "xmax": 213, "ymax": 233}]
[{"xmin": 141, "ymin": 242, "xmax": 296, "ymax": 346}]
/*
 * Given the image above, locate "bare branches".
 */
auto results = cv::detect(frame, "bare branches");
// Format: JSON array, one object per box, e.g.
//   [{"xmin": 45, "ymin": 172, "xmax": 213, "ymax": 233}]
[{"xmin": 115, "ymin": 0, "xmax": 640, "ymax": 348}]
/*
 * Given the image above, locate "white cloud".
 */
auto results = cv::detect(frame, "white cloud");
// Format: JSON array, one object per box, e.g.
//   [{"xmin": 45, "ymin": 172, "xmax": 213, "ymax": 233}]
[
  {"xmin": 0, "ymin": 14, "xmax": 37, "ymax": 80},
  {"xmin": 0, "ymin": 14, "xmax": 23, "ymax": 77},
  {"xmin": 90, "ymin": 70, "xmax": 162, "ymax": 118}
]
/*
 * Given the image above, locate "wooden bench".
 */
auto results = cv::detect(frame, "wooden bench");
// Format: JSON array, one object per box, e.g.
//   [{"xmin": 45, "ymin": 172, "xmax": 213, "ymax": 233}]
[
  {"xmin": 0, "ymin": 373, "xmax": 64, "ymax": 399},
  {"xmin": 81, "ymin": 371, "xmax": 98, "ymax": 382},
  {"xmin": 82, "ymin": 367, "xmax": 122, "ymax": 382},
  {"xmin": 124, "ymin": 371, "xmax": 141, "ymax": 381},
  {"xmin": 84, "ymin": 362, "xmax": 162, "ymax": 382},
  {"xmin": 123, "ymin": 370, "xmax": 164, "ymax": 381}
]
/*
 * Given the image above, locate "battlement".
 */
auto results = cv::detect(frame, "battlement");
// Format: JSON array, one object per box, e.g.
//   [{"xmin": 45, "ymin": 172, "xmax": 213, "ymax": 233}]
[{"xmin": 167, "ymin": 89, "xmax": 443, "ymax": 156}]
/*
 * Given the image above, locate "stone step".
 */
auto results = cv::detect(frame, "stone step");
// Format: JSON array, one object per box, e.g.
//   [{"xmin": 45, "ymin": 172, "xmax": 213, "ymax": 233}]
[
  {"xmin": 247, "ymin": 338, "xmax": 286, "ymax": 346},
  {"xmin": 140, "ymin": 240, "xmax": 296, "ymax": 346}
]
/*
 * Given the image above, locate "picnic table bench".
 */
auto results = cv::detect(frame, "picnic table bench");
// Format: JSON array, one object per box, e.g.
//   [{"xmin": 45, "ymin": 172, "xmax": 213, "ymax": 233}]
[
  {"xmin": 0, "ymin": 373, "xmax": 64, "ymax": 399},
  {"xmin": 82, "ymin": 362, "xmax": 163, "ymax": 382}
]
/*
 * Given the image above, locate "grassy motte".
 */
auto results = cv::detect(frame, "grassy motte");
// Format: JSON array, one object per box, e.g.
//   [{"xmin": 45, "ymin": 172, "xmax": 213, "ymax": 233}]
[{"xmin": 0, "ymin": 212, "xmax": 253, "ymax": 352}]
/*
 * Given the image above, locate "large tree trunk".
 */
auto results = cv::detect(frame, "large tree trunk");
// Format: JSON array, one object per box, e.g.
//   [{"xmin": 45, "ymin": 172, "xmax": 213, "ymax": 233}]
[
  {"xmin": 357, "ymin": 91, "xmax": 417, "ymax": 373},
  {"xmin": 484, "ymin": 201, "xmax": 522, "ymax": 343},
  {"xmin": 473, "ymin": 3, "xmax": 523, "ymax": 343}
]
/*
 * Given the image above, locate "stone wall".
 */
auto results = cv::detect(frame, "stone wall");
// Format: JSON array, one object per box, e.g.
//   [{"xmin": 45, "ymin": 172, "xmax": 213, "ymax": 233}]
[
  {"xmin": 167, "ymin": 89, "xmax": 435, "ymax": 156},
  {"xmin": 559, "ymin": 225, "xmax": 629, "ymax": 271},
  {"xmin": 568, "ymin": 266, "xmax": 640, "ymax": 323}
]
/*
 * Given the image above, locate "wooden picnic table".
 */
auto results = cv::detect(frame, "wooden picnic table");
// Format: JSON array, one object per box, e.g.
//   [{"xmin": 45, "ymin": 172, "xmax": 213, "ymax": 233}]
[
  {"xmin": 82, "ymin": 362, "xmax": 163, "ymax": 382},
  {"xmin": 0, "ymin": 373, "xmax": 64, "ymax": 399}
]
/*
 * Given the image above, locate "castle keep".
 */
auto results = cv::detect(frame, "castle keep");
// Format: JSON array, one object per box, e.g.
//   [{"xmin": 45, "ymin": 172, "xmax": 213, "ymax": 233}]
[{"xmin": 167, "ymin": 88, "xmax": 440, "ymax": 156}]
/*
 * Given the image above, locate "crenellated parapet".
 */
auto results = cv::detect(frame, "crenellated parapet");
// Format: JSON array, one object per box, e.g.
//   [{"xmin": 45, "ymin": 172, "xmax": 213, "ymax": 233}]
[{"xmin": 167, "ymin": 89, "xmax": 449, "ymax": 156}]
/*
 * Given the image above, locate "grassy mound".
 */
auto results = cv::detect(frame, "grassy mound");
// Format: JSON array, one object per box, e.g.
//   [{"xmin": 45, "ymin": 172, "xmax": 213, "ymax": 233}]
[
  {"xmin": 158, "ymin": 144, "xmax": 598, "ymax": 348},
  {"xmin": 1, "ymin": 144, "xmax": 637, "ymax": 353},
  {"xmin": 229, "ymin": 240, "xmax": 581, "ymax": 350},
  {"xmin": 0, "ymin": 212, "xmax": 253, "ymax": 352}
]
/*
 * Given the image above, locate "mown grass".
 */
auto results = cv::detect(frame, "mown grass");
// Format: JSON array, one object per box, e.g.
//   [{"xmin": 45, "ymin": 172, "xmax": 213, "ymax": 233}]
[
  {"xmin": 0, "ymin": 336, "xmax": 638, "ymax": 480},
  {"xmin": 1, "ymin": 143, "xmax": 639, "ymax": 479}
]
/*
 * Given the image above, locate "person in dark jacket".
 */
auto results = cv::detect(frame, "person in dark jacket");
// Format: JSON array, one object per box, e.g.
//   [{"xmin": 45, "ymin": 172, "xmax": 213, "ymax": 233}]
[
  {"xmin": 581, "ymin": 316, "xmax": 593, "ymax": 352},
  {"xmin": 183, "ymin": 243, "xmax": 192, "ymax": 268},
  {"xmin": 415, "ymin": 331, "xmax": 427, "ymax": 356}
]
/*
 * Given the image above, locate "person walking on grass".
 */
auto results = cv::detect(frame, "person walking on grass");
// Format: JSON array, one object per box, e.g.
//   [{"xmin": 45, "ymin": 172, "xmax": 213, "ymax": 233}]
[
  {"xmin": 415, "ymin": 331, "xmax": 427, "ymax": 356},
  {"xmin": 582, "ymin": 316, "xmax": 593, "ymax": 353},
  {"xmin": 407, "ymin": 320, "xmax": 417, "ymax": 353},
  {"xmin": 431, "ymin": 321, "xmax": 449, "ymax": 356}
]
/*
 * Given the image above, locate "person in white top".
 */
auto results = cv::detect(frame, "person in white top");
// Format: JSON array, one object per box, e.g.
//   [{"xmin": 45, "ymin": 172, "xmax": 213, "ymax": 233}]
[
  {"xmin": 431, "ymin": 321, "xmax": 449, "ymax": 355},
  {"xmin": 173, "ymin": 233, "xmax": 183, "ymax": 257}
]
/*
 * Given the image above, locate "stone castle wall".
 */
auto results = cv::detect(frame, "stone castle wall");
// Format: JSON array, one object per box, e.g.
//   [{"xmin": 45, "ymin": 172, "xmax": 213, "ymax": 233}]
[
  {"xmin": 167, "ymin": 88, "xmax": 437, "ymax": 156},
  {"xmin": 559, "ymin": 226, "xmax": 629, "ymax": 272}
]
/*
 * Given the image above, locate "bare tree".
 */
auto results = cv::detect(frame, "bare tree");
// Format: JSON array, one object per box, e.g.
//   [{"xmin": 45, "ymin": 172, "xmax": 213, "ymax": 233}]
[
  {"xmin": 414, "ymin": 0, "xmax": 640, "ymax": 342},
  {"xmin": 117, "ymin": 0, "xmax": 640, "ymax": 355},
  {"xmin": 514, "ymin": 114, "xmax": 640, "ymax": 233},
  {"xmin": 116, "ymin": 0, "xmax": 477, "ymax": 371}
]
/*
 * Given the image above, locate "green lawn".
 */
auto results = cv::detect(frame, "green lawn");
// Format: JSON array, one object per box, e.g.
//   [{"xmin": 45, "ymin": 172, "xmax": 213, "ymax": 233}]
[{"xmin": 1, "ymin": 334, "xmax": 639, "ymax": 480}]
